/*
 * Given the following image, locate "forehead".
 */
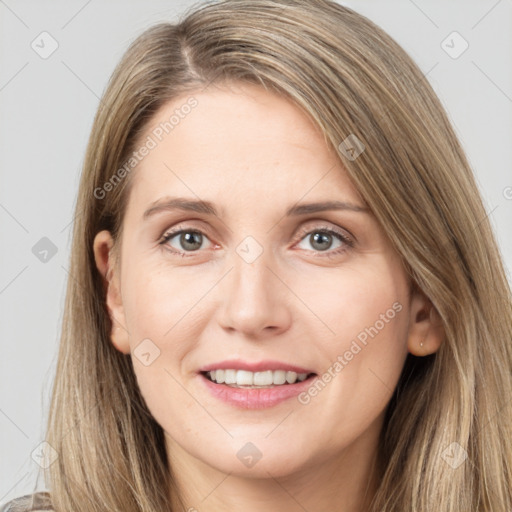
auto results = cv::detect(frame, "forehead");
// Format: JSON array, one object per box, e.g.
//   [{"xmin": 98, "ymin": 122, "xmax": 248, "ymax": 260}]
[{"xmin": 125, "ymin": 82, "xmax": 363, "ymax": 216}]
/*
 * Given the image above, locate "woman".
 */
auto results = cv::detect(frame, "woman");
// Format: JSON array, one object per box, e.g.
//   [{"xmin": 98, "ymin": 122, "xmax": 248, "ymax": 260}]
[{"xmin": 3, "ymin": 0, "xmax": 511, "ymax": 510}]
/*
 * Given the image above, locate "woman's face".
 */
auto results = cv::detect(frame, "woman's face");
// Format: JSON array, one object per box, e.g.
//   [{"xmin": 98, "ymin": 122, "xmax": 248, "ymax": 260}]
[{"xmin": 94, "ymin": 82, "xmax": 433, "ymax": 482}]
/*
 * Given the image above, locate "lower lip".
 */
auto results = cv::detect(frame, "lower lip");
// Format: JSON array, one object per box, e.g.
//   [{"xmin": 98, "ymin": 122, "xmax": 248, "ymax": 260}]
[{"xmin": 199, "ymin": 372, "xmax": 318, "ymax": 409}]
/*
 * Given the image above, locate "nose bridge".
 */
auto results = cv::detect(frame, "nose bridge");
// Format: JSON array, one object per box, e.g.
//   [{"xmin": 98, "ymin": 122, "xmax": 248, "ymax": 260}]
[
  {"xmin": 217, "ymin": 237, "xmax": 291, "ymax": 335},
  {"xmin": 230, "ymin": 242, "xmax": 276, "ymax": 311},
  {"xmin": 233, "ymin": 246, "xmax": 271, "ymax": 298}
]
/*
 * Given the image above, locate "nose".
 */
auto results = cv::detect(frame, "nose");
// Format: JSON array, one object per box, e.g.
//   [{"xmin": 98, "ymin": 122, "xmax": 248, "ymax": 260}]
[{"xmin": 216, "ymin": 249, "xmax": 292, "ymax": 338}]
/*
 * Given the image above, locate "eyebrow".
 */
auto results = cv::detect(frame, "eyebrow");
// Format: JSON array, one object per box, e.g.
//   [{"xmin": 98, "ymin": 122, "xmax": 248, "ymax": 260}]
[{"xmin": 142, "ymin": 197, "xmax": 370, "ymax": 220}]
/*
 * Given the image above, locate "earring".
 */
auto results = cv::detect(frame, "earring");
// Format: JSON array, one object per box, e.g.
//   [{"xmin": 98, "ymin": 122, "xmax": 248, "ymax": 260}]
[{"xmin": 420, "ymin": 340, "xmax": 424, "ymax": 348}]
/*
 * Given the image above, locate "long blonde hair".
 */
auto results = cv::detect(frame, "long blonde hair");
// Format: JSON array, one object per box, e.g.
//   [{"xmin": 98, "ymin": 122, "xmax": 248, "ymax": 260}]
[{"xmin": 39, "ymin": 0, "xmax": 512, "ymax": 510}]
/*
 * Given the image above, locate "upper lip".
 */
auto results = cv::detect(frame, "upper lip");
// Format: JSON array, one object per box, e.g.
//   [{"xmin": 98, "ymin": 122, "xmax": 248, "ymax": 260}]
[{"xmin": 198, "ymin": 359, "xmax": 316, "ymax": 374}]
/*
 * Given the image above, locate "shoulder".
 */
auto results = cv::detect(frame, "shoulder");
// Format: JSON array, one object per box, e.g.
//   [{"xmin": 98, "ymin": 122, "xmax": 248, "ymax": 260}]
[{"xmin": 0, "ymin": 492, "xmax": 53, "ymax": 512}]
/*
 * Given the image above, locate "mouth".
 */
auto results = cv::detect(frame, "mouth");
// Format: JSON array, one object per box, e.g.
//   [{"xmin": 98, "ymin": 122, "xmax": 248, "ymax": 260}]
[
  {"xmin": 196, "ymin": 360, "xmax": 319, "ymax": 408},
  {"xmin": 198, "ymin": 368, "xmax": 319, "ymax": 409},
  {"xmin": 199, "ymin": 369, "xmax": 318, "ymax": 388}
]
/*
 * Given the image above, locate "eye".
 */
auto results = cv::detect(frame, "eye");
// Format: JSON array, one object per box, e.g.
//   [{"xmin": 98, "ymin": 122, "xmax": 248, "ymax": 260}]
[
  {"xmin": 158, "ymin": 227, "xmax": 214, "ymax": 256},
  {"xmin": 158, "ymin": 223, "xmax": 355, "ymax": 258},
  {"xmin": 294, "ymin": 226, "xmax": 354, "ymax": 257}
]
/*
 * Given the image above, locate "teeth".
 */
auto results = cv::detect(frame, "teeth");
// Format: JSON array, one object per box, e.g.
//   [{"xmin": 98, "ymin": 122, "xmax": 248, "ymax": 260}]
[{"xmin": 205, "ymin": 369, "xmax": 311, "ymax": 387}]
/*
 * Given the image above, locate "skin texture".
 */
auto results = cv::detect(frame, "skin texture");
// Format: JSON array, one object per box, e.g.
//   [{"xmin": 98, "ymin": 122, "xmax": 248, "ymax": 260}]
[{"xmin": 93, "ymin": 82, "xmax": 444, "ymax": 512}]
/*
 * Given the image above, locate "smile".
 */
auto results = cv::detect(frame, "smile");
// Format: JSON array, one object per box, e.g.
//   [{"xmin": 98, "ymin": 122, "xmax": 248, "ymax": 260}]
[
  {"xmin": 203, "ymin": 369, "xmax": 313, "ymax": 387},
  {"xmin": 199, "ymin": 371, "xmax": 318, "ymax": 409}
]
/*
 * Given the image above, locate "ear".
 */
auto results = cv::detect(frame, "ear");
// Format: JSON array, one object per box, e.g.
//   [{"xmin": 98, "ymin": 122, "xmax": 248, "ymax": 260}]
[
  {"xmin": 92, "ymin": 230, "xmax": 130, "ymax": 354},
  {"xmin": 407, "ymin": 288, "xmax": 445, "ymax": 356}
]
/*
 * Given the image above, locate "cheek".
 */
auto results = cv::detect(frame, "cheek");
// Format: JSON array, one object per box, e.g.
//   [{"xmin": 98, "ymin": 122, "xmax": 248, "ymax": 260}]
[
  {"xmin": 122, "ymin": 262, "xmax": 209, "ymax": 372},
  {"xmin": 123, "ymin": 267, "xmax": 203, "ymax": 425},
  {"xmin": 342, "ymin": 266, "xmax": 409, "ymax": 375},
  {"xmin": 125, "ymin": 263, "xmax": 200, "ymax": 339},
  {"xmin": 298, "ymin": 259, "xmax": 408, "ymax": 347},
  {"xmin": 297, "ymin": 259, "xmax": 410, "ymax": 421}
]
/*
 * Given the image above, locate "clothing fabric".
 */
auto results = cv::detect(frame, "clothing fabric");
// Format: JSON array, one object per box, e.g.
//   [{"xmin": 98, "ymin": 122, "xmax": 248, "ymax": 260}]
[{"xmin": 0, "ymin": 492, "xmax": 53, "ymax": 512}]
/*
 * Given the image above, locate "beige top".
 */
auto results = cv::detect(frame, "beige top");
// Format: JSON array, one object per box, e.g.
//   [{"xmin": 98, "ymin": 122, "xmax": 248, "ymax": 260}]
[{"xmin": 0, "ymin": 492, "xmax": 53, "ymax": 512}]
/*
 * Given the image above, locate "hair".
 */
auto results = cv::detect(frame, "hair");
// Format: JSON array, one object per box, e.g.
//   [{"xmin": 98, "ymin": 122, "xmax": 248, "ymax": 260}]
[{"xmin": 33, "ymin": 0, "xmax": 512, "ymax": 510}]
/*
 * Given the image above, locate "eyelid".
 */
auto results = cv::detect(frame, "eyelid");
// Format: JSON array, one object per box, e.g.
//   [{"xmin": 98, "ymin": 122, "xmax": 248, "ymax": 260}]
[{"xmin": 293, "ymin": 219, "xmax": 355, "ymax": 245}]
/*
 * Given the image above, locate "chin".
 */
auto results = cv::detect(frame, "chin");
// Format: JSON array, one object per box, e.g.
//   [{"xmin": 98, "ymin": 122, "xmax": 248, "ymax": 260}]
[{"xmin": 203, "ymin": 443, "xmax": 309, "ymax": 479}]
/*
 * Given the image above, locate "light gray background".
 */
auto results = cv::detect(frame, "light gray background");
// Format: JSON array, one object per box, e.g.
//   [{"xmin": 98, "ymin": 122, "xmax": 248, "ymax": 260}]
[{"xmin": 1, "ymin": 0, "xmax": 511, "ymax": 504}]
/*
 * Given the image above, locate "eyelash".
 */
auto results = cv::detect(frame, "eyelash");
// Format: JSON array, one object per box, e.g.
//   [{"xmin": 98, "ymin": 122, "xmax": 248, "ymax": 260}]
[{"xmin": 158, "ymin": 223, "xmax": 355, "ymax": 259}]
